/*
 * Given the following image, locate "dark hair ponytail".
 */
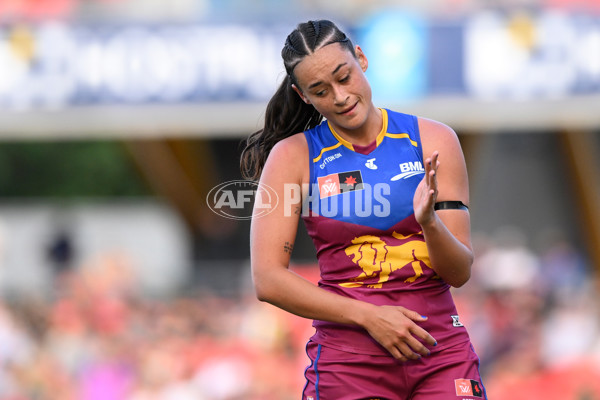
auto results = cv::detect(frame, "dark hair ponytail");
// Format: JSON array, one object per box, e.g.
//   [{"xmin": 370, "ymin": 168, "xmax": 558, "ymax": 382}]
[
  {"xmin": 240, "ymin": 19, "xmax": 354, "ymax": 180},
  {"xmin": 240, "ymin": 75, "xmax": 321, "ymax": 181}
]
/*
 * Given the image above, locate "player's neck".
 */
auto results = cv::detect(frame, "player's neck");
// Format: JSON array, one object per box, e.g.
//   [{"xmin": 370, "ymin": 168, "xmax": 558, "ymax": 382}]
[{"xmin": 334, "ymin": 106, "xmax": 382, "ymax": 146}]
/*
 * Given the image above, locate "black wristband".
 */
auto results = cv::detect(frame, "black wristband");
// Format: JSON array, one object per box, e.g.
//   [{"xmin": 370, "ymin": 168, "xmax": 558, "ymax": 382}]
[{"xmin": 434, "ymin": 201, "xmax": 469, "ymax": 211}]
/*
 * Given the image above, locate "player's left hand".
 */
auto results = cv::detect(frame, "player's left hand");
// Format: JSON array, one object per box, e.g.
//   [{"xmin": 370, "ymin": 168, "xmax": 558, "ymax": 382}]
[{"xmin": 413, "ymin": 151, "xmax": 439, "ymax": 227}]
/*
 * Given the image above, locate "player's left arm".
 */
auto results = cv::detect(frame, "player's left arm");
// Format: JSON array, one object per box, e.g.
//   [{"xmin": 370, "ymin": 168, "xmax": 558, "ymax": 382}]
[{"xmin": 414, "ymin": 117, "xmax": 473, "ymax": 287}]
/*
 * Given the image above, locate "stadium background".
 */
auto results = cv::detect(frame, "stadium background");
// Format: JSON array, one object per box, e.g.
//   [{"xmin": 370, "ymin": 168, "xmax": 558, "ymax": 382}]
[{"xmin": 1, "ymin": 0, "xmax": 600, "ymax": 398}]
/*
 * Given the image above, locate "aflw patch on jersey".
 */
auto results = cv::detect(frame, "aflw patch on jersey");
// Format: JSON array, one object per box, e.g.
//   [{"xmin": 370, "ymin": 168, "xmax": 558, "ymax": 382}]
[
  {"xmin": 455, "ymin": 379, "xmax": 483, "ymax": 397},
  {"xmin": 318, "ymin": 170, "xmax": 364, "ymax": 198}
]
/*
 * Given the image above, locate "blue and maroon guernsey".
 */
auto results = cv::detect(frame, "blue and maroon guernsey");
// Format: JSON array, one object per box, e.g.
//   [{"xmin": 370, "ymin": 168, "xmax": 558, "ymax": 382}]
[{"xmin": 302, "ymin": 108, "xmax": 471, "ymax": 355}]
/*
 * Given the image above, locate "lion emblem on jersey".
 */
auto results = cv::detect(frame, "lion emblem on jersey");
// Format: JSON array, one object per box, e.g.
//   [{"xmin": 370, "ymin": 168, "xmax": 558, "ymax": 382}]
[{"xmin": 340, "ymin": 232, "xmax": 433, "ymax": 288}]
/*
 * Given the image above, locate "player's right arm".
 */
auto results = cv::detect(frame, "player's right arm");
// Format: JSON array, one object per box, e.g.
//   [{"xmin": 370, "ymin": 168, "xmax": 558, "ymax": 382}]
[{"xmin": 250, "ymin": 133, "xmax": 436, "ymax": 360}]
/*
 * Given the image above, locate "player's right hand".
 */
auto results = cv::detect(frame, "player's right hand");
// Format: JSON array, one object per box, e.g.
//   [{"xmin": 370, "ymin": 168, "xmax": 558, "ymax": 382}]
[{"xmin": 362, "ymin": 305, "xmax": 437, "ymax": 361}]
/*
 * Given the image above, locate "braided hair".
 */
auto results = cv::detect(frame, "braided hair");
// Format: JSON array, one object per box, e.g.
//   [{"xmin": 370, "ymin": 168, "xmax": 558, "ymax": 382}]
[{"xmin": 240, "ymin": 20, "xmax": 355, "ymax": 180}]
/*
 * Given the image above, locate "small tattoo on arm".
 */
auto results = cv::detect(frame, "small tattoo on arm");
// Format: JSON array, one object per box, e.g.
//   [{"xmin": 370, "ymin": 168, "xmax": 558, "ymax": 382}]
[
  {"xmin": 294, "ymin": 206, "xmax": 301, "ymax": 215},
  {"xmin": 284, "ymin": 241, "xmax": 294, "ymax": 254}
]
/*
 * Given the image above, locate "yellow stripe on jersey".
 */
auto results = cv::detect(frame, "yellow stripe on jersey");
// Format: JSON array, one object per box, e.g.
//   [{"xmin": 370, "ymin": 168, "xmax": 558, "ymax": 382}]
[
  {"xmin": 317, "ymin": 109, "xmax": 416, "ymax": 159},
  {"xmin": 384, "ymin": 133, "xmax": 418, "ymax": 147},
  {"xmin": 313, "ymin": 141, "xmax": 343, "ymax": 163},
  {"xmin": 326, "ymin": 122, "xmax": 354, "ymax": 152},
  {"xmin": 374, "ymin": 109, "xmax": 389, "ymax": 146}
]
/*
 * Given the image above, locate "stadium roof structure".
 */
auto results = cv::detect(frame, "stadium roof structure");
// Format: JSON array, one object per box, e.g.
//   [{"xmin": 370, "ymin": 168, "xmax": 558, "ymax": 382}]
[{"xmin": 1, "ymin": 95, "xmax": 599, "ymax": 140}]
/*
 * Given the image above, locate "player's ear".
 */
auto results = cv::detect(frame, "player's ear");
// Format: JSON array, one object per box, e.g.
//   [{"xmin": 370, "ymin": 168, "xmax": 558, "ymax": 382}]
[
  {"xmin": 292, "ymin": 84, "xmax": 311, "ymax": 104},
  {"xmin": 355, "ymin": 45, "xmax": 368, "ymax": 72}
]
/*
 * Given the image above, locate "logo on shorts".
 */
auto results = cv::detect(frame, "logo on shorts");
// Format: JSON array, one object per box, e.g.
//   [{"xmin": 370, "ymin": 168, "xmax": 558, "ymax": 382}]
[
  {"xmin": 451, "ymin": 315, "xmax": 464, "ymax": 327},
  {"xmin": 455, "ymin": 379, "xmax": 483, "ymax": 397}
]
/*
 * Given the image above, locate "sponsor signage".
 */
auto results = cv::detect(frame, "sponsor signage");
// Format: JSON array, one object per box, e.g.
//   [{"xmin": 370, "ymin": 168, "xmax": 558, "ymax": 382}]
[
  {"xmin": 0, "ymin": 23, "xmax": 286, "ymax": 108},
  {"xmin": 0, "ymin": 11, "xmax": 599, "ymax": 109}
]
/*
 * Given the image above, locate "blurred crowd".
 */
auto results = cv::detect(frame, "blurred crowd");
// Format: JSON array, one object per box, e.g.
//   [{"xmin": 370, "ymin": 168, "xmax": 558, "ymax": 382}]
[
  {"xmin": 0, "ymin": 251, "xmax": 313, "ymax": 400},
  {"xmin": 456, "ymin": 226, "xmax": 600, "ymax": 399},
  {"xmin": 1, "ymin": 226, "xmax": 600, "ymax": 399}
]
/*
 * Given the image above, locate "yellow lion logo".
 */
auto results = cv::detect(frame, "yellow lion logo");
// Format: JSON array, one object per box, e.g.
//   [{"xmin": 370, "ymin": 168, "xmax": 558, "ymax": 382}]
[{"xmin": 340, "ymin": 232, "xmax": 433, "ymax": 288}]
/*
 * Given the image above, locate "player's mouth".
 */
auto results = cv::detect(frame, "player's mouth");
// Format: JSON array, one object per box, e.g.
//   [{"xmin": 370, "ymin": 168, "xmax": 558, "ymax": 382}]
[{"xmin": 338, "ymin": 101, "xmax": 358, "ymax": 115}]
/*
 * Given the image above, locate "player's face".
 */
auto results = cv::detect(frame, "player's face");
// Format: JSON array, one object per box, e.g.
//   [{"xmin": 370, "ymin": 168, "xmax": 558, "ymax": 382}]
[{"xmin": 292, "ymin": 43, "xmax": 375, "ymax": 137}]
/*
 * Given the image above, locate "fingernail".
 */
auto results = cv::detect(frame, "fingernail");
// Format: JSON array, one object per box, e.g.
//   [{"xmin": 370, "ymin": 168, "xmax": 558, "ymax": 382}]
[
  {"xmin": 433, "ymin": 341, "xmax": 438, "ymax": 347},
  {"xmin": 421, "ymin": 315, "xmax": 428, "ymax": 319}
]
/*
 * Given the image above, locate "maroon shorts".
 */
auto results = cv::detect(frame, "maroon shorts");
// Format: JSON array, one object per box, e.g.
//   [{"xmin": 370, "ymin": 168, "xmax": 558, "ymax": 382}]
[{"xmin": 302, "ymin": 340, "xmax": 486, "ymax": 400}]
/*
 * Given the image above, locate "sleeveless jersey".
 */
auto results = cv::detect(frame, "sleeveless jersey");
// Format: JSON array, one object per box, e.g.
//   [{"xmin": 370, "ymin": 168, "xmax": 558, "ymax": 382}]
[{"xmin": 302, "ymin": 108, "xmax": 470, "ymax": 355}]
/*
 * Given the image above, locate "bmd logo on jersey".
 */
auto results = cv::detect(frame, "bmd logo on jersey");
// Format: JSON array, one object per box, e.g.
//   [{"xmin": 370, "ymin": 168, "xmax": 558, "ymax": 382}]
[
  {"xmin": 318, "ymin": 170, "xmax": 364, "ymax": 198},
  {"xmin": 206, "ymin": 180, "xmax": 278, "ymax": 220},
  {"xmin": 391, "ymin": 161, "xmax": 425, "ymax": 181}
]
